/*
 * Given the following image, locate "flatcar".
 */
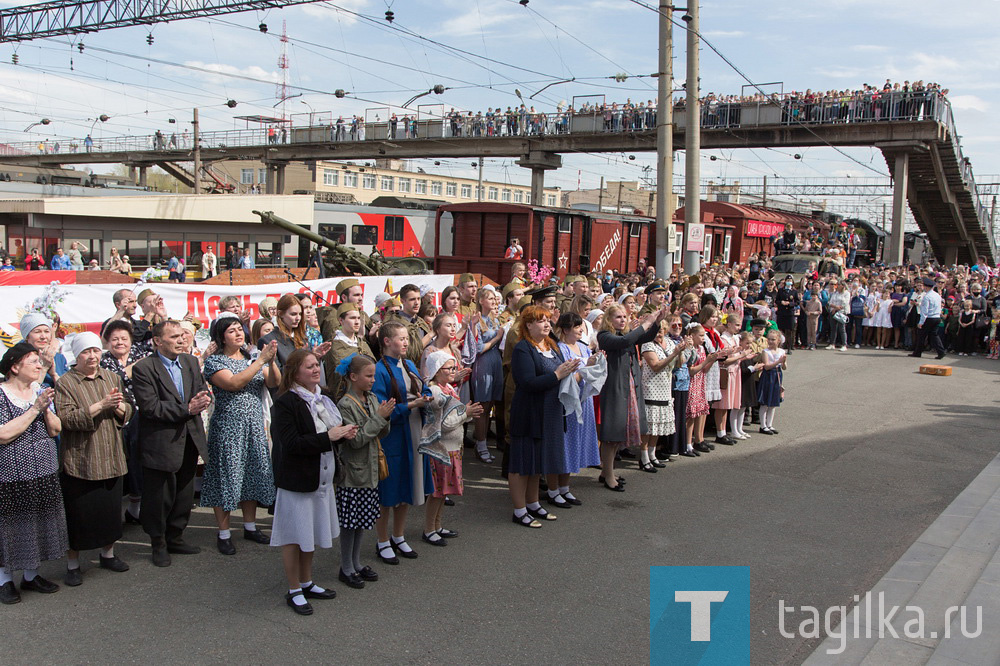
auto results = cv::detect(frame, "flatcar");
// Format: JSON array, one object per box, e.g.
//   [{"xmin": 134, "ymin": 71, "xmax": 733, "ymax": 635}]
[{"xmin": 433, "ymin": 202, "xmax": 654, "ymax": 284}]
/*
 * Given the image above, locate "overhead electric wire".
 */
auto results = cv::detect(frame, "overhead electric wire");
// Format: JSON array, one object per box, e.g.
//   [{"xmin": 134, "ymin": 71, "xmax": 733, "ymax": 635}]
[{"xmin": 626, "ymin": 0, "xmax": 887, "ymax": 177}]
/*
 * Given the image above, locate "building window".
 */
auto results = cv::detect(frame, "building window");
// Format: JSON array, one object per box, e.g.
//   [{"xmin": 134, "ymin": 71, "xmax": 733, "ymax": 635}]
[
  {"xmin": 501, "ymin": 189, "xmax": 511, "ymax": 202},
  {"xmin": 723, "ymin": 234, "xmax": 731, "ymax": 264},
  {"xmin": 558, "ymin": 215, "xmax": 572, "ymax": 233},
  {"xmin": 546, "ymin": 194, "xmax": 557, "ymax": 206},
  {"xmin": 431, "ymin": 181, "xmax": 442, "ymax": 196},
  {"xmin": 352, "ymin": 224, "xmax": 379, "ymax": 245},
  {"xmin": 322, "ymin": 169, "xmax": 338, "ymax": 186},
  {"xmin": 397, "ymin": 178, "xmax": 411, "ymax": 193},
  {"xmin": 488, "ymin": 187, "xmax": 499, "ymax": 201},
  {"xmin": 513, "ymin": 190, "xmax": 524, "ymax": 203},
  {"xmin": 630, "ymin": 222, "xmax": 642, "ymax": 238},
  {"xmin": 384, "ymin": 216, "xmax": 404, "ymax": 241},
  {"xmin": 258, "ymin": 169, "xmax": 266, "ymax": 184},
  {"xmin": 415, "ymin": 179, "xmax": 427, "ymax": 195},
  {"xmin": 460, "ymin": 184, "xmax": 472, "ymax": 198},
  {"xmin": 380, "ymin": 176, "xmax": 394, "ymax": 191},
  {"xmin": 241, "ymin": 169, "xmax": 253, "ymax": 185},
  {"xmin": 362, "ymin": 173, "xmax": 376, "ymax": 190},
  {"xmin": 446, "ymin": 182, "xmax": 457, "ymax": 197},
  {"xmin": 343, "ymin": 171, "xmax": 358, "ymax": 188}
]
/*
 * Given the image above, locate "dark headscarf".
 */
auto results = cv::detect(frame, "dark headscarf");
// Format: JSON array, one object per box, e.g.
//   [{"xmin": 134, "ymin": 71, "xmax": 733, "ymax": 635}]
[{"xmin": 0, "ymin": 341, "xmax": 39, "ymax": 376}]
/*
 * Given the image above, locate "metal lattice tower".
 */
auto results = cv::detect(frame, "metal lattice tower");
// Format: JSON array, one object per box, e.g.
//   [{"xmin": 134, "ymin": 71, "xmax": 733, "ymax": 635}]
[
  {"xmin": 0, "ymin": 0, "xmax": 325, "ymax": 43},
  {"xmin": 276, "ymin": 20, "xmax": 288, "ymax": 119}
]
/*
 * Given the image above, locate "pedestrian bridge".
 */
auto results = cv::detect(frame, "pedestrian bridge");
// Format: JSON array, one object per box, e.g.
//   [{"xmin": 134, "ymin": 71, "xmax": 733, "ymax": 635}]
[{"xmin": 0, "ymin": 91, "xmax": 993, "ymax": 264}]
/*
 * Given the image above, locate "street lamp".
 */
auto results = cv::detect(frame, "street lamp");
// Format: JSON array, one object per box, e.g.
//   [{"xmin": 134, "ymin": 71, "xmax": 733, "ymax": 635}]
[
  {"xmin": 301, "ymin": 100, "xmax": 316, "ymax": 126},
  {"xmin": 23, "ymin": 118, "xmax": 51, "ymax": 132},
  {"xmin": 402, "ymin": 84, "xmax": 447, "ymax": 109}
]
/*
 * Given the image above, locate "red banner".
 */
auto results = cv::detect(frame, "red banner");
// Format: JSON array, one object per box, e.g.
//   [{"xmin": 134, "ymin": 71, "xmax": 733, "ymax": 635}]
[
  {"xmin": 0, "ymin": 270, "xmax": 78, "ymax": 286},
  {"xmin": 745, "ymin": 220, "xmax": 785, "ymax": 238}
]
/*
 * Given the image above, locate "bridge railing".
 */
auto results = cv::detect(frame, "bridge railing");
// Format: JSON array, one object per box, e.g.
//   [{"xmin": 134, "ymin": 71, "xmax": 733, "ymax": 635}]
[{"xmin": 1, "ymin": 91, "xmax": 956, "ymax": 158}]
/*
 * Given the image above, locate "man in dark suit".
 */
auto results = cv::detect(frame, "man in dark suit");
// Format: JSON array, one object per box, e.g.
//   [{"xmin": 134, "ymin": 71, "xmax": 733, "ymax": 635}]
[{"xmin": 131, "ymin": 320, "xmax": 212, "ymax": 567}]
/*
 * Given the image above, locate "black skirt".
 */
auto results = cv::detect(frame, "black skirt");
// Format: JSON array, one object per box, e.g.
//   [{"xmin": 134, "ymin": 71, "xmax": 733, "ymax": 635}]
[{"xmin": 60, "ymin": 473, "xmax": 124, "ymax": 551}]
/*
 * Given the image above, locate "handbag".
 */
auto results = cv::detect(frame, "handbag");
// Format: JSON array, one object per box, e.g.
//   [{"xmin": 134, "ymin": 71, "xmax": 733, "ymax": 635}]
[
  {"xmin": 833, "ymin": 310, "xmax": 849, "ymax": 324},
  {"xmin": 344, "ymin": 392, "xmax": 390, "ymax": 481}
]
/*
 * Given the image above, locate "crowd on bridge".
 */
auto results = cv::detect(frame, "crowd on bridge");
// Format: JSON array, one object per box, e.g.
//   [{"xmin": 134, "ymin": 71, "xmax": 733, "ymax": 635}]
[{"xmin": 1, "ymin": 214, "xmax": 997, "ymax": 614}]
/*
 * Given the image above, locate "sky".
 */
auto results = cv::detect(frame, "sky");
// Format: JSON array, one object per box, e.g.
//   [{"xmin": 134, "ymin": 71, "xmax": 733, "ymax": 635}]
[{"xmin": 0, "ymin": 0, "xmax": 998, "ymax": 224}]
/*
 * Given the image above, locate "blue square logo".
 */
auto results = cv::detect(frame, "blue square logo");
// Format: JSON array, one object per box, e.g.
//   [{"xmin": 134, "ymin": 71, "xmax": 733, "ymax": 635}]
[{"xmin": 650, "ymin": 566, "xmax": 751, "ymax": 665}]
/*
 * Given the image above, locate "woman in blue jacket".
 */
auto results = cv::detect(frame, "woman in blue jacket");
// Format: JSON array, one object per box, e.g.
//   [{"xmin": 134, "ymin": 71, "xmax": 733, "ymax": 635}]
[{"xmin": 372, "ymin": 321, "xmax": 432, "ymax": 563}]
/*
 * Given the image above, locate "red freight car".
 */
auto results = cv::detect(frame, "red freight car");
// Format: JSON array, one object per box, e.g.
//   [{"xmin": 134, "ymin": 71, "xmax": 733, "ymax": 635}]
[{"xmin": 433, "ymin": 203, "xmax": 655, "ymax": 284}]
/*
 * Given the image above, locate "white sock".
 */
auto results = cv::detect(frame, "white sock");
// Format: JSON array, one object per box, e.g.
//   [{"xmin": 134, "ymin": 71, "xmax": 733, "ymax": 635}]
[
  {"xmin": 729, "ymin": 410, "xmax": 741, "ymax": 437},
  {"xmin": 526, "ymin": 501, "xmax": 541, "ymax": 511},
  {"xmin": 650, "ymin": 448, "xmax": 661, "ymax": 461},
  {"xmin": 0, "ymin": 569, "xmax": 12, "ymax": 585},
  {"xmin": 423, "ymin": 531, "xmax": 443, "ymax": 542},
  {"xmin": 244, "ymin": 522, "xmax": 257, "ymax": 532},
  {"xmin": 766, "ymin": 408, "xmax": 777, "ymax": 430},
  {"xmin": 547, "ymin": 489, "xmax": 560, "ymax": 499},
  {"xmin": 218, "ymin": 529, "xmax": 231, "ymax": 540},
  {"xmin": 562, "ymin": 490, "xmax": 577, "ymax": 501},
  {"xmin": 67, "ymin": 557, "xmax": 80, "ymax": 570},
  {"xmin": 288, "ymin": 588, "xmax": 307, "ymax": 606},
  {"xmin": 127, "ymin": 500, "xmax": 140, "ymax": 517},
  {"xmin": 513, "ymin": 507, "xmax": 528, "ymax": 518},
  {"xmin": 377, "ymin": 540, "xmax": 393, "ymax": 555},
  {"xmin": 100, "ymin": 546, "xmax": 114, "ymax": 559},
  {"xmin": 391, "ymin": 535, "xmax": 413, "ymax": 553},
  {"xmin": 718, "ymin": 426, "xmax": 727, "ymax": 437},
  {"xmin": 23, "ymin": 569, "xmax": 38, "ymax": 582},
  {"xmin": 640, "ymin": 449, "xmax": 650, "ymax": 464}
]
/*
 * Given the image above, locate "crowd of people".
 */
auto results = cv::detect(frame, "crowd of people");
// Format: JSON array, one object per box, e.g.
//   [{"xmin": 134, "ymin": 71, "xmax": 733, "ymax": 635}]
[{"xmin": 1, "ymin": 246, "xmax": 997, "ymax": 613}]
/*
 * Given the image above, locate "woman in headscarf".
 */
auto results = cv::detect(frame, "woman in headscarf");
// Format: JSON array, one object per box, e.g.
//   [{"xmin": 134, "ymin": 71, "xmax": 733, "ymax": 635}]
[
  {"xmin": 0, "ymin": 342, "xmax": 66, "ymax": 604},
  {"xmin": 54, "ymin": 333, "xmax": 133, "ymax": 586}
]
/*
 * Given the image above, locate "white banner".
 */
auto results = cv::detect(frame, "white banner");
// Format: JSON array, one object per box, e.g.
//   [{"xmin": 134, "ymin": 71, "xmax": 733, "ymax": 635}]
[{"xmin": 1, "ymin": 275, "xmax": 458, "ymax": 331}]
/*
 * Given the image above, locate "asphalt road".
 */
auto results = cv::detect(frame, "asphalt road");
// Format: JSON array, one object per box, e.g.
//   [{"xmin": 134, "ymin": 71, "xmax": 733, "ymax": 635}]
[{"xmin": 4, "ymin": 349, "xmax": 999, "ymax": 665}]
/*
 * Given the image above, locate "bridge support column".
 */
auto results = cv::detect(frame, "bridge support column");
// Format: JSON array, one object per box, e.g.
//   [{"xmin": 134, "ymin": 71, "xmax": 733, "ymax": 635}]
[
  {"xmin": 265, "ymin": 162, "xmax": 286, "ymax": 195},
  {"xmin": 128, "ymin": 165, "xmax": 137, "ymax": 185},
  {"xmin": 943, "ymin": 243, "xmax": 959, "ymax": 266},
  {"xmin": 138, "ymin": 166, "xmax": 147, "ymax": 188},
  {"xmin": 888, "ymin": 152, "xmax": 909, "ymax": 266},
  {"xmin": 516, "ymin": 151, "xmax": 562, "ymax": 206}
]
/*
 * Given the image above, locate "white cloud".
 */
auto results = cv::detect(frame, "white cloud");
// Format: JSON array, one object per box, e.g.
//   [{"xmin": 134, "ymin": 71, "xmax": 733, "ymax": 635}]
[
  {"xmin": 703, "ymin": 30, "xmax": 746, "ymax": 38},
  {"xmin": 948, "ymin": 95, "xmax": 988, "ymax": 113},
  {"xmin": 299, "ymin": 0, "xmax": 370, "ymax": 23},
  {"xmin": 178, "ymin": 61, "xmax": 280, "ymax": 84}
]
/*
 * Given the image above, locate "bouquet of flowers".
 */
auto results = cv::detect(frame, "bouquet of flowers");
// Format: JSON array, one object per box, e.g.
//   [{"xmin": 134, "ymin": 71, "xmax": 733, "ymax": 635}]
[
  {"xmin": 141, "ymin": 266, "xmax": 169, "ymax": 282},
  {"xmin": 526, "ymin": 259, "xmax": 554, "ymax": 286},
  {"xmin": 26, "ymin": 281, "xmax": 69, "ymax": 321}
]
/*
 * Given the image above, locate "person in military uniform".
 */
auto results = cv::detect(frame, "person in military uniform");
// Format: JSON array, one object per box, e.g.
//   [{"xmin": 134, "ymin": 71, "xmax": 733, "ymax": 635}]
[
  {"xmin": 587, "ymin": 276, "xmax": 602, "ymax": 301},
  {"xmin": 384, "ymin": 283, "xmax": 431, "ymax": 366},
  {"xmin": 554, "ymin": 276, "xmax": 578, "ymax": 313},
  {"xmin": 457, "ymin": 273, "xmax": 479, "ymax": 319},
  {"xmin": 498, "ymin": 282, "xmax": 525, "ymax": 327},
  {"xmin": 640, "ymin": 280, "xmax": 668, "ymax": 317},
  {"xmin": 320, "ymin": 278, "xmax": 377, "ymax": 343},
  {"xmin": 324, "ymin": 302, "xmax": 375, "ymax": 392}
]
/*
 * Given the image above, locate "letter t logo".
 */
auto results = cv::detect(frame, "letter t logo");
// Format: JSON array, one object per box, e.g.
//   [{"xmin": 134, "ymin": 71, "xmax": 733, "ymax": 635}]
[{"xmin": 675, "ymin": 591, "xmax": 729, "ymax": 641}]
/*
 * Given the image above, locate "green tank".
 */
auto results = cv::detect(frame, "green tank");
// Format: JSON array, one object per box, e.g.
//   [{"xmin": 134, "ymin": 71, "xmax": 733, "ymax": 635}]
[{"xmin": 254, "ymin": 209, "xmax": 429, "ymax": 276}]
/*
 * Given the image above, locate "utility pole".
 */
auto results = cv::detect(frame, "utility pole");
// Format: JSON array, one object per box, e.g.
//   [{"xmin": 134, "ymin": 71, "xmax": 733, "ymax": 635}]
[
  {"xmin": 654, "ymin": 0, "xmax": 674, "ymax": 277},
  {"xmin": 192, "ymin": 108, "xmax": 201, "ymax": 195},
  {"xmin": 477, "ymin": 157, "xmax": 484, "ymax": 202},
  {"xmin": 762, "ymin": 174, "xmax": 767, "ymax": 208},
  {"xmin": 616, "ymin": 181, "xmax": 624, "ymax": 213},
  {"xmin": 598, "ymin": 175, "xmax": 605, "ymax": 212},
  {"xmin": 682, "ymin": 1, "xmax": 700, "ymax": 274}
]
